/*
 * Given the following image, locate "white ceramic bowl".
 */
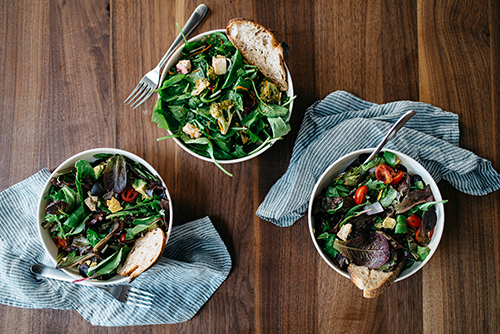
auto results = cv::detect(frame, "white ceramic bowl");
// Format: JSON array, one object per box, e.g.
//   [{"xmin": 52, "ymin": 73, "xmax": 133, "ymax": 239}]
[
  {"xmin": 37, "ymin": 148, "xmax": 173, "ymax": 286},
  {"xmin": 308, "ymin": 148, "xmax": 445, "ymax": 282},
  {"xmin": 157, "ymin": 29, "xmax": 295, "ymax": 164}
]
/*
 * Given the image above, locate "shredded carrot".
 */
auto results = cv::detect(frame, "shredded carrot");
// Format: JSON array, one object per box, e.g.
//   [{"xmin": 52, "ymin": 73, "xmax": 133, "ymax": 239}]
[
  {"xmin": 168, "ymin": 70, "xmax": 174, "ymax": 75},
  {"xmin": 217, "ymin": 120, "xmax": 224, "ymax": 133},
  {"xmin": 234, "ymin": 86, "xmax": 248, "ymax": 91},
  {"xmin": 189, "ymin": 45, "xmax": 211, "ymax": 58}
]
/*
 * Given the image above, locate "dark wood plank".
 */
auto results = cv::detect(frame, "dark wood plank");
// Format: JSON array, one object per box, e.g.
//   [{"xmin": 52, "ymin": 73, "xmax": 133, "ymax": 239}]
[
  {"xmin": 418, "ymin": 0, "xmax": 499, "ymax": 333},
  {"xmin": 0, "ymin": 0, "xmax": 113, "ymax": 332}
]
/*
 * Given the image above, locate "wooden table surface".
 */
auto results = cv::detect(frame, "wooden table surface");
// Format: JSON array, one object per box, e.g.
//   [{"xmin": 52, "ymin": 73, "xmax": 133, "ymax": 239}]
[{"xmin": 1, "ymin": 1, "xmax": 499, "ymax": 333}]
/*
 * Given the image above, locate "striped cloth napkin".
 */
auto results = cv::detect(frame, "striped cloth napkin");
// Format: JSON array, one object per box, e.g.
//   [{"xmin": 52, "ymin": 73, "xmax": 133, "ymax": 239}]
[
  {"xmin": 257, "ymin": 90, "xmax": 500, "ymax": 227},
  {"xmin": 0, "ymin": 169, "xmax": 232, "ymax": 326}
]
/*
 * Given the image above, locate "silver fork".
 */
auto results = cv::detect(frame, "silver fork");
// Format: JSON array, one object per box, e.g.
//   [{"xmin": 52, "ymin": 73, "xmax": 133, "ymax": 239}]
[
  {"xmin": 124, "ymin": 4, "xmax": 208, "ymax": 109},
  {"xmin": 30, "ymin": 263, "xmax": 154, "ymax": 307}
]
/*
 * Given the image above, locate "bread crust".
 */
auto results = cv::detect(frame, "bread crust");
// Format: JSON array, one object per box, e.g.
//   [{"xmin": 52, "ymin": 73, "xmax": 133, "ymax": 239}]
[
  {"xmin": 117, "ymin": 228, "xmax": 166, "ymax": 282},
  {"xmin": 226, "ymin": 18, "xmax": 288, "ymax": 91},
  {"xmin": 348, "ymin": 261, "xmax": 405, "ymax": 298}
]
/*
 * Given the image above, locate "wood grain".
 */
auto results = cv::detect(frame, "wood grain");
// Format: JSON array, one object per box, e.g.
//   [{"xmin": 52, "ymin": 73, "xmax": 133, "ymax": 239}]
[{"xmin": 0, "ymin": 0, "xmax": 499, "ymax": 333}]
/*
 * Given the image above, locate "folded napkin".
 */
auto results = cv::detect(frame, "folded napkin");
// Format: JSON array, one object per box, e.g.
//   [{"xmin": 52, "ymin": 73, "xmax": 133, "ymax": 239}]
[
  {"xmin": 0, "ymin": 169, "xmax": 232, "ymax": 326},
  {"xmin": 257, "ymin": 90, "xmax": 500, "ymax": 227}
]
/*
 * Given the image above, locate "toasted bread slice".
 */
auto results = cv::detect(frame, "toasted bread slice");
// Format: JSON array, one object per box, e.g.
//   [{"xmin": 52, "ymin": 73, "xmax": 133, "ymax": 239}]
[
  {"xmin": 117, "ymin": 228, "xmax": 166, "ymax": 282},
  {"xmin": 226, "ymin": 18, "xmax": 288, "ymax": 91},
  {"xmin": 348, "ymin": 261, "xmax": 405, "ymax": 298}
]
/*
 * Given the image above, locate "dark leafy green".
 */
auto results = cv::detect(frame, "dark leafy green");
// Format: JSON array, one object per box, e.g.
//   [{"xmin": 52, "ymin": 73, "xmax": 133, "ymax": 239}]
[{"xmin": 153, "ymin": 30, "xmax": 295, "ymax": 176}]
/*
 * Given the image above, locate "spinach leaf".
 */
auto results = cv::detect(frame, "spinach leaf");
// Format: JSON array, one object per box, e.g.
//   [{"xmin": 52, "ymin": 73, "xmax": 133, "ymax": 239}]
[
  {"xmin": 257, "ymin": 102, "xmax": 289, "ymax": 118},
  {"xmin": 221, "ymin": 49, "xmax": 242, "ymax": 89},
  {"xmin": 161, "ymin": 74, "xmax": 185, "ymax": 89},
  {"xmin": 227, "ymin": 90, "xmax": 244, "ymax": 111},
  {"xmin": 267, "ymin": 117, "xmax": 291, "ymax": 139},
  {"xmin": 61, "ymin": 186, "xmax": 77, "ymax": 212},
  {"xmin": 318, "ymin": 233, "xmax": 338, "ymax": 258},
  {"xmin": 383, "ymin": 151, "xmax": 397, "ymax": 167},
  {"xmin": 88, "ymin": 246, "xmax": 130, "ymax": 277},
  {"xmin": 63, "ymin": 205, "xmax": 87, "ymax": 228},
  {"xmin": 380, "ymin": 188, "xmax": 398, "ymax": 207},
  {"xmin": 394, "ymin": 215, "xmax": 408, "ymax": 234}
]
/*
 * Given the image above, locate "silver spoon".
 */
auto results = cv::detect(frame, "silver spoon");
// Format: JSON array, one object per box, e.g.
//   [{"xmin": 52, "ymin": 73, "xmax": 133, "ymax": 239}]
[{"xmin": 362, "ymin": 110, "xmax": 417, "ymax": 164}]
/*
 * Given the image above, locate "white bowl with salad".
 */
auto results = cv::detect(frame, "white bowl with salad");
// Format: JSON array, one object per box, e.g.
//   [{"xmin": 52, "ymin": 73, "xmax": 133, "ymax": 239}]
[
  {"xmin": 308, "ymin": 149, "xmax": 446, "ymax": 297},
  {"xmin": 37, "ymin": 148, "xmax": 173, "ymax": 286},
  {"xmin": 153, "ymin": 24, "xmax": 295, "ymax": 176}
]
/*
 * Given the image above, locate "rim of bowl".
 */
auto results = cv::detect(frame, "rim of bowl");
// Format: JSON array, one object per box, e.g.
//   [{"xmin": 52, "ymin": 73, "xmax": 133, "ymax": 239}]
[
  {"xmin": 307, "ymin": 148, "xmax": 445, "ymax": 283},
  {"xmin": 157, "ymin": 29, "xmax": 295, "ymax": 164},
  {"xmin": 37, "ymin": 148, "xmax": 174, "ymax": 286}
]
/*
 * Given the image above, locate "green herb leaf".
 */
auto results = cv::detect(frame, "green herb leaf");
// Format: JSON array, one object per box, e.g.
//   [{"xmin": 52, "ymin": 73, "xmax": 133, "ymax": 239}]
[
  {"xmin": 394, "ymin": 215, "xmax": 408, "ymax": 234},
  {"xmin": 86, "ymin": 229, "xmax": 101, "ymax": 247},
  {"xmin": 267, "ymin": 116, "xmax": 291, "ymax": 139},
  {"xmin": 63, "ymin": 205, "xmax": 87, "ymax": 228},
  {"xmin": 417, "ymin": 245, "xmax": 430, "ymax": 261},
  {"xmin": 383, "ymin": 151, "xmax": 397, "ymax": 167},
  {"xmin": 380, "ymin": 188, "xmax": 398, "ymax": 207}
]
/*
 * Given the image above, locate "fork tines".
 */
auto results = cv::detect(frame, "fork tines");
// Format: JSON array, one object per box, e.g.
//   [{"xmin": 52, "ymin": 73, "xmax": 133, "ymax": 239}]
[{"xmin": 124, "ymin": 83, "xmax": 154, "ymax": 109}]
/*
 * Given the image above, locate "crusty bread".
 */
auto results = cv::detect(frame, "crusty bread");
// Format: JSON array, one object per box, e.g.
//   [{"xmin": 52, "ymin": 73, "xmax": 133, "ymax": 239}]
[
  {"xmin": 226, "ymin": 18, "xmax": 288, "ymax": 91},
  {"xmin": 117, "ymin": 228, "xmax": 166, "ymax": 282},
  {"xmin": 348, "ymin": 261, "xmax": 405, "ymax": 298}
]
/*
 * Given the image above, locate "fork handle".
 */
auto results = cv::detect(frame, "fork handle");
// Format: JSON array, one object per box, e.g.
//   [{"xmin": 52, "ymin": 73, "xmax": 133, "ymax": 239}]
[
  {"xmin": 157, "ymin": 4, "xmax": 209, "ymax": 70},
  {"xmin": 30, "ymin": 263, "xmax": 92, "ymax": 285}
]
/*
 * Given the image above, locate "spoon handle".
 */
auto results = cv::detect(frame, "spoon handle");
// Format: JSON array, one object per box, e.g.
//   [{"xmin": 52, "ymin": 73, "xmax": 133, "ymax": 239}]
[{"xmin": 362, "ymin": 110, "xmax": 417, "ymax": 165}]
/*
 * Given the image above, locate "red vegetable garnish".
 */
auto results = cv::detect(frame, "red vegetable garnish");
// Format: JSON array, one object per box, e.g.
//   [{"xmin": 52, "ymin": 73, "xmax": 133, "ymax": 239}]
[
  {"xmin": 375, "ymin": 164, "xmax": 395, "ymax": 184},
  {"xmin": 53, "ymin": 236, "xmax": 68, "ymax": 249},
  {"xmin": 119, "ymin": 233, "xmax": 127, "ymax": 242},
  {"xmin": 121, "ymin": 185, "xmax": 139, "ymax": 202},
  {"xmin": 406, "ymin": 214, "xmax": 421, "ymax": 228},
  {"xmin": 428, "ymin": 228, "xmax": 434, "ymax": 239},
  {"xmin": 391, "ymin": 170, "xmax": 403, "ymax": 185},
  {"xmin": 415, "ymin": 227, "xmax": 434, "ymax": 243},
  {"xmin": 354, "ymin": 185, "xmax": 368, "ymax": 205}
]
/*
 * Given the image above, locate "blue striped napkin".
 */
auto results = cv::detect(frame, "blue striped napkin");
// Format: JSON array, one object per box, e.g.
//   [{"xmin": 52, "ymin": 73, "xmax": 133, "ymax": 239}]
[
  {"xmin": 257, "ymin": 90, "xmax": 500, "ymax": 227},
  {"xmin": 0, "ymin": 169, "xmax": 232, "ymax": 326}
]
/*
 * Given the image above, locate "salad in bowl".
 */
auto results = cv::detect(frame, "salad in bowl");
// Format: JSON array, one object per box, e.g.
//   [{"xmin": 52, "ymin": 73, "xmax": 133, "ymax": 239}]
[
  {"xmin": 153, "ymin": 19, "xmax": 295, "ymax": 176},
  {"xmin": 308, "ymin": 149, "xmax": 446, "ymax": 298},
  {"xmin": 38, "ymin": 148, "xmax": 173, "ymax": 285}
]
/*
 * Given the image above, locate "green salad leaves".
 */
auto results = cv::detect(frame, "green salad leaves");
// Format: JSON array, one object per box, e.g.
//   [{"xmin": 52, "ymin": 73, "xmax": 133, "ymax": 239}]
[{"xmin": 153, "ymin": 31, "xmax": 295, "ymax": 176}]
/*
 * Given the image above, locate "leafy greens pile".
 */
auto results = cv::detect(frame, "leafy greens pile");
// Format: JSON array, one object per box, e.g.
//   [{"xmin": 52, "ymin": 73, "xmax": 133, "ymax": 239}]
[
  {"xmin": 41, "ymin": 154, "xmax": 170, "ymax": 281},
  {"xmin": 312, "ymin": 151, "xmax": 446, "ymax": 274},
  {"xmin": 152, "ymin": 31, "xmax": 295, "ymax": 176}
]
